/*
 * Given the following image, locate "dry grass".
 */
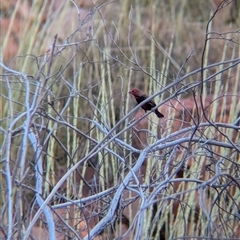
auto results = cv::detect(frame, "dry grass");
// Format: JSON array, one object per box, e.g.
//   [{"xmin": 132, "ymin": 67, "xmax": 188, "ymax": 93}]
[{"xmin": 1, "ymin": 0, "xmax": 240, "ymax": 239}]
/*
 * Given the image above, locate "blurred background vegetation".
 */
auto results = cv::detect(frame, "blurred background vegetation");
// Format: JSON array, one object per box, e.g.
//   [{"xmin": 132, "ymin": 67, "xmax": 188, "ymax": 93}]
[{"xmin": 1, "ymin": 0, "xmax": 240, "ymax": 239}]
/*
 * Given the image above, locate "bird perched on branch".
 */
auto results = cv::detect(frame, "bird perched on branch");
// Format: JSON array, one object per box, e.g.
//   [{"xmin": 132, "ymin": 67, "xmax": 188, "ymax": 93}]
[{"xmin": 129, "ymin": 88, "xmax": 164, "ymax": 118}]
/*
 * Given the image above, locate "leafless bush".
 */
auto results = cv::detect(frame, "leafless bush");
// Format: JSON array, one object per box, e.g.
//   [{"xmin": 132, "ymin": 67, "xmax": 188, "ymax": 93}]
[{"xmin": 1, "ymin": 0, "xmax": 240, "ymax": 239}]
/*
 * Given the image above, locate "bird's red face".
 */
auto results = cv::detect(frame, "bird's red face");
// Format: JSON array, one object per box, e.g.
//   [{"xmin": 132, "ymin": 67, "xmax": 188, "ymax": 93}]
[{"xmin": 129, "ymin": 88, "xmax": 139, "ymax": 96}]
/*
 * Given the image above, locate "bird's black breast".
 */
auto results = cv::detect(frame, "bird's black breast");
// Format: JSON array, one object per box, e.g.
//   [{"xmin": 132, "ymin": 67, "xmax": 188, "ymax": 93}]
[
  {"xmin": 135, "ymin": 95, "xmax": 147, "ymax": 104},
  {"xmin": 135, "ymin": 95, "xmax": 156, "ymax": 111}
]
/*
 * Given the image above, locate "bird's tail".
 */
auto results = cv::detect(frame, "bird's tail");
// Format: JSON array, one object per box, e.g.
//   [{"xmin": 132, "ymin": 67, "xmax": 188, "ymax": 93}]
[{"xmin": 155, "ymin": 109, "xmax": 164, "ymax": 118}]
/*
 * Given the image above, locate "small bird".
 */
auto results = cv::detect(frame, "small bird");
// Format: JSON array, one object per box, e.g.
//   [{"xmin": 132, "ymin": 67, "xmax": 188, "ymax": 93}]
[{"xmin": 129, "ymin": 88, "xmax": 164, "ymax": 118}]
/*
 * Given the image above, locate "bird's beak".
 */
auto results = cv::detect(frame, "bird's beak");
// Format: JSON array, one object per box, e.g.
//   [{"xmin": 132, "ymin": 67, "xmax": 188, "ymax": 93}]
[{"xmin": 128, "ymin": 91, "xmax": 132, "ymax": 94}]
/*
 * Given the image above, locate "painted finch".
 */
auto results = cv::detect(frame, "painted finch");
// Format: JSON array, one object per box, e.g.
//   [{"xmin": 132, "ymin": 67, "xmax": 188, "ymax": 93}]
[{"xmin": 129, "ymin": 88, "xmax": 164, "ymax": 118}]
